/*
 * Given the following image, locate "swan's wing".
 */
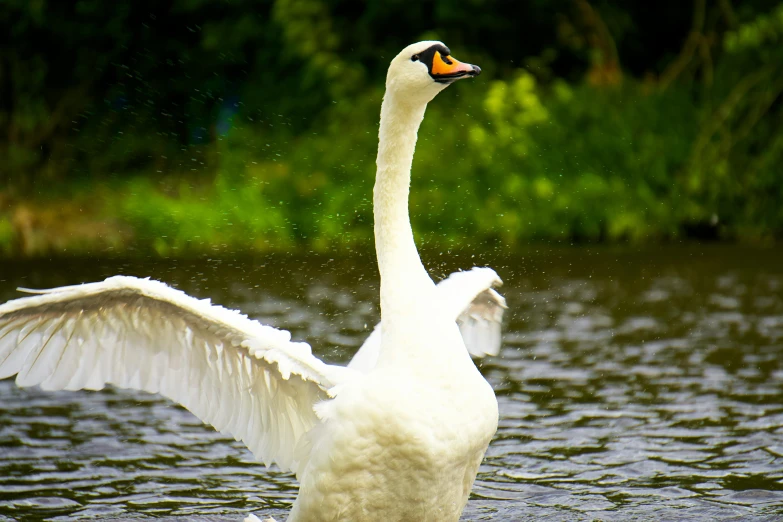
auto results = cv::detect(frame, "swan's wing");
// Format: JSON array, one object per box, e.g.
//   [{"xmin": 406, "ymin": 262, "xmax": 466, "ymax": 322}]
[
  {"xmin": 347, "ymin": 326, "xmax": 382, "ymax": 372},
  {"xmin": 438, "ymin": 267, "xmax": 507, "ymax": 358},
  {"xmin": 348, "ymin": 267, "xmax": 506, "ymax": 372},
  {"xmin": 0, "ymin": 275, "xmax": 351, "ymax": 472},
  {"xmin": 457, "ymin": 287, "xmax": 506, "ymax": 357}
]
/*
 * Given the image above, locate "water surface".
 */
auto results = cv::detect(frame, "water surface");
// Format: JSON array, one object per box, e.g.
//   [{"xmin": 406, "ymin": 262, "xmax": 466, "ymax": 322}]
[{"xmin": 1, "ymin": 246, "xmax": 782, "ymax": 521}]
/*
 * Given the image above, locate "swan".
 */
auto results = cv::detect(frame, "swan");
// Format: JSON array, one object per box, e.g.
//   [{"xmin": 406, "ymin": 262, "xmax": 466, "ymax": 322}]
[{"xmin": 0, "ymin": 41, "xmax": 504, "ymax": 522}]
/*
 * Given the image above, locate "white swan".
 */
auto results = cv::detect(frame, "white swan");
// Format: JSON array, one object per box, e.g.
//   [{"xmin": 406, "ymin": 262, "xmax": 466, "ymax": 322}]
[{"xmin": 0, "ymin": 41, "xmax": 504, "ymax": 522}]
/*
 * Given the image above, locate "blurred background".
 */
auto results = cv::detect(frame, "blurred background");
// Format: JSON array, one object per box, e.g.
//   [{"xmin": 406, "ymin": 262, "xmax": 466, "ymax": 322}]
[{"xmin": 1, "ymin": 0, "xmax": 782, "ymax": 257}]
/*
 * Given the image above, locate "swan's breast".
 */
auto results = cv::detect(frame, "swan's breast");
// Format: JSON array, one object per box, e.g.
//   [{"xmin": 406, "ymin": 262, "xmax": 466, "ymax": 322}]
[{"xmin": 291, "ymin": 370, "xmax": 497, "ymax": 522}]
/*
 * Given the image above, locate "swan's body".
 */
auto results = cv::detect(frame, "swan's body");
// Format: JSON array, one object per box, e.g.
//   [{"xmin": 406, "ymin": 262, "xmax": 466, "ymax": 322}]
[{"xmin": 0, "ymin": 42, "xmax": 503, "ymax": 522}]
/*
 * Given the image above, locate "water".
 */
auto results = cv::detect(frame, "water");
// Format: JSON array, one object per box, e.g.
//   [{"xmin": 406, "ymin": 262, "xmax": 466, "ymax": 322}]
[{"xmin": 1, "ymin": 246, "xmax": 782, "ymax": 521}]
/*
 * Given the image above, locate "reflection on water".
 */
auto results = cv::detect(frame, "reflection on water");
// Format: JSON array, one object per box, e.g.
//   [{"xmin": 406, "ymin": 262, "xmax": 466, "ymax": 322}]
[{"xmin": 1, "ymin": 246, "xmax": 782, "ymax": 521}]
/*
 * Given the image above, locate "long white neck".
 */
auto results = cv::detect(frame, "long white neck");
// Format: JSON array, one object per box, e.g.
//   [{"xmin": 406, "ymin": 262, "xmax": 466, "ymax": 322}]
[{"xmin": 374, "ymin": 92, "xmax": 435, "ymax": 321}]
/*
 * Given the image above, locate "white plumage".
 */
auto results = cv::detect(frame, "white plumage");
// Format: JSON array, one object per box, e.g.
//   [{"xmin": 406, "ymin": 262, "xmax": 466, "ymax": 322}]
[
  {"xmin": 349, "ymin": 267, "xmax": 506, "ymax": 372},
  {"xmin": 0, "ymin": 41, "xmax": 503, "ymax": 522},
  {"xmin": 0, "ymin": 275, "xmax": 347, "ymax": 472}
]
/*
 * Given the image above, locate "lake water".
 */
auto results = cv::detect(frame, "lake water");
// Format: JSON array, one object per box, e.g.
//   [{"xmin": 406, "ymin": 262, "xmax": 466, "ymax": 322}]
[{"xmin": 1, "ymin": 246, "xmax": 782, "ymax": 521}]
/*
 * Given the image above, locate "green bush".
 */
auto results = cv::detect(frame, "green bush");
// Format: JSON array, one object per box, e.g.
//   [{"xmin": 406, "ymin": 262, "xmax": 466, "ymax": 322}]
[{"xmin": 4, "ymin": 0, "xmax": 782, "ymax": 255}]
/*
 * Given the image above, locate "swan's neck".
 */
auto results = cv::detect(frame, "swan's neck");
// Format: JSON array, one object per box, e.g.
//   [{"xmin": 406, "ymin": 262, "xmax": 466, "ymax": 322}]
[{"xmin": 374, "ymin": 93, "xmax": 434, "ymax": 320}]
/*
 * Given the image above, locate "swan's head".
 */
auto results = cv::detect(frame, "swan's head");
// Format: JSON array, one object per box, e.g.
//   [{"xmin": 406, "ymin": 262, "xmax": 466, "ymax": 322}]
[{"xmin": 386, "ymin": 41, "xmax": 481, "ymax": 104}]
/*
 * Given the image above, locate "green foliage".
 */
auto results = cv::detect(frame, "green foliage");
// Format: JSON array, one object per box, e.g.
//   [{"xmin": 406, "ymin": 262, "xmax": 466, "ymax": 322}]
[
  {"xmin": 119, "ymin": 93, "xmax": 382, "ymax": 254},
  {"xmin": 1, "ymin": 0, "xmax": 783, "ymax": 256},
  {"xmin": 724, "ymin": 2, "xmax": 783, "ymax": 52},
  {"xmin": 120, "ymin": 132, "xmax": 295, "ymax": 255},
  {"xmin": 683, "ymin": 1, "xmax": 783, "ymax": 240},
  {"xmin": 459, "ymin": 74, "xmax": 697, "ymax": 242},
  {"xmin": 114, "ymin": 71, "xmax": 751, "ymax": 254},
  {"xmin": 0, "ymin": 217, "xmax": 13, "ymax": 256}
]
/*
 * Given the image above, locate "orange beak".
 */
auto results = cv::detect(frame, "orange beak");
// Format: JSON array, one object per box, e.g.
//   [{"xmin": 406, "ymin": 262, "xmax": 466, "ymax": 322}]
[{"xmin": 430, "ymin": 51, "xmax": 481, "ymax": 84}]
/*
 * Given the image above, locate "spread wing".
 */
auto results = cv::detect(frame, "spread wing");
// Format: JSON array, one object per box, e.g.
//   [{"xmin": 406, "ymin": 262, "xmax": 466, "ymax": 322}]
[
  {"xmin": 349, "ymin": 267, "xmax": 506, "ymax": 372},
  {"xmin": 0, "ymin": 275, "xmax": 352, "ymax": 472}
]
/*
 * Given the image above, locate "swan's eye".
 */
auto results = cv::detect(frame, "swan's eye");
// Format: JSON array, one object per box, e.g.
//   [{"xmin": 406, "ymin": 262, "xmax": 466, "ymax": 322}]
[{"xmin": 411, "ymin": 54, "xmax": 419, "ymax": 62}]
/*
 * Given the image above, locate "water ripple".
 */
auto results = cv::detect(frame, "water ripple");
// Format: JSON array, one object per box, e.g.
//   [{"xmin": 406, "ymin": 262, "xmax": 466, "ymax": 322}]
[{"xmin": 1, "ymin": 247, "xmax": 782, "ymax": 520}]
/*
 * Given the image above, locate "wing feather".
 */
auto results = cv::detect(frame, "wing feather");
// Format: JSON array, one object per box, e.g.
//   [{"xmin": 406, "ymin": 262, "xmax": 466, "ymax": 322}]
[
  {"xmin": 0, "ymin": 275, "xmax": 351, "ymax": 473},
  {"xmin": 456, "ymin": 286, "xmax": 506, "ymax": 358}
]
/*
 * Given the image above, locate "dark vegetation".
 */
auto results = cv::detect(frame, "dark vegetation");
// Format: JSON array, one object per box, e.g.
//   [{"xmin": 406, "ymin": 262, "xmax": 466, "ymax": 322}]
[{"xmin": 1, "ymin": 0, "xmax": 782, "ymax": 256}]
